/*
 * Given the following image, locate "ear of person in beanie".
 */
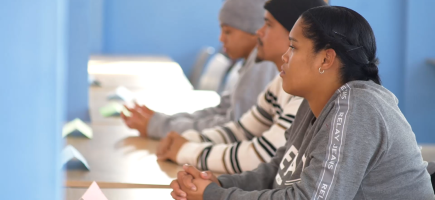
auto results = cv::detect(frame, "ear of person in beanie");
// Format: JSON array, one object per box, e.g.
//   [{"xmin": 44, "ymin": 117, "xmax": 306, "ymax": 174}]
[
  {"xmin": 219, "ymin": 0, "xmax": 269, "ymax": 35},
  {"xmin": 264, "ymin": 0, "xmax": 328, "ymax": 32}
]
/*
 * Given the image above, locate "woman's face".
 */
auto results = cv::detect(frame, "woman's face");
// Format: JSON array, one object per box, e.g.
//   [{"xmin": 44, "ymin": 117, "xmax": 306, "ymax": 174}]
[{"xmin": 280, "ymin": 18, "xmax": 325, "ymax": 98}]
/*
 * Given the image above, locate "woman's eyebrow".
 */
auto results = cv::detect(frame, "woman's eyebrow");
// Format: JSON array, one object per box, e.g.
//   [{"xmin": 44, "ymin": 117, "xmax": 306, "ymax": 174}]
[{"xmin": 289, "ymin": 37, "xmax": 298, "ymax": 42}]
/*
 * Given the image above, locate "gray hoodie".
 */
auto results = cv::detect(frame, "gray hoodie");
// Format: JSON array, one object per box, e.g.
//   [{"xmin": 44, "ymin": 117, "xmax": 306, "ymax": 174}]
[
  {"xmin": 204, "ymin": 80, "xmax": 434, "ymax": 200},
  {"xmin": 147, "ymin": 48, "xmax": 277, "ymax": 139}
]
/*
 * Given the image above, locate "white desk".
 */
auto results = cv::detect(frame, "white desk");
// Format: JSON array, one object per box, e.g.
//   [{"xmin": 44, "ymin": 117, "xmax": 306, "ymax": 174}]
[
  {"xmin": 65, "ymin": 188, "xmax": 173, "ymax": 200},
  {"xmin": 421, "ymin": 145, "xmax": 435, "ymax": 162},
  {"xmin": 88, "ymin": 55, "xmax": 193, "ymax": 90},
  {"xmin": 64, "ymin": 55, "xmax": 222, "ymax": 192},
  {"xmin": 87, "ymin": 55, "xmax": 220, "ymax": 125},
  {"xmin": 89, "ymin": 87, "xmax": 220, "ymax": 125},
  {"xmin": 65, "ymin": 125, "xmax": 183, "ymax": 186}
]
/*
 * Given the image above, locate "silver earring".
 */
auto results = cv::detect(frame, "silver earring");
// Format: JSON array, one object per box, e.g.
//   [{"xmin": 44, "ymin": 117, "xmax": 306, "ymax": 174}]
[{"xmin": 319, "ymin": 67, "xmax": 325, "ymax": 74}]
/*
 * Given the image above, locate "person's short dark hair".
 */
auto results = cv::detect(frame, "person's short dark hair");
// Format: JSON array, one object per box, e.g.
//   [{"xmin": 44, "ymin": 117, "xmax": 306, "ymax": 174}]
[{"xmin": 301, "ymin": 6, "xmax": 381, "ymax": 85}]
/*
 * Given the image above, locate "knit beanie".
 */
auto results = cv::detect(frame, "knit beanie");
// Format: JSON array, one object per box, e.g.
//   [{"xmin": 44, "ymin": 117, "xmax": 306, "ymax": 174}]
[
  {"xmin": 219, "ymin": 0, "xmax": 268, "ymax": 35},
  {"xmin": 265, "ymin": 0, "xmax": 327, "ymax": 31}
]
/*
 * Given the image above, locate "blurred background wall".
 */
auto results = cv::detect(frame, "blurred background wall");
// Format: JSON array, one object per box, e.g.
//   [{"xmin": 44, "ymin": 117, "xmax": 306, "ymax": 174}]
[
  {"xmin": 71, "ymin": 0, "xmax": 435, "ymax": 142},
  {"xmin": 331, "ymin": 0, "xmax": 435, "ymax": 143},
  {"xmin": 91, "ymin": 0, "xmax": 223, "ymax": 77},
  {"xmin": 1, "ymin": 0, "xmax": 67, "ymax": 199}
]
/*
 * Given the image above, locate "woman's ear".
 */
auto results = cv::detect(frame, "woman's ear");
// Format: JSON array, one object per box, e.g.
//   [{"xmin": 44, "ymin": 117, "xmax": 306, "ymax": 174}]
[{"xmin": 320, "ymin": 49, "xmax": 337, "ymax": 70}]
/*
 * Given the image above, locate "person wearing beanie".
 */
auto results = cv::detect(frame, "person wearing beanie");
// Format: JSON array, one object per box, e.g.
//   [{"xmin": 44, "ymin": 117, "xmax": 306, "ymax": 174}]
[
  {"xmin": 121, "ymin": 0, "xmax": 277, "ymax": 140},
  {"xmin": 170, "ymin": 3, "xmax": 434, "ymax": 200},
  {"xmin": 157, "ymin": 0, "xmax": 325, "ymax": 179}
]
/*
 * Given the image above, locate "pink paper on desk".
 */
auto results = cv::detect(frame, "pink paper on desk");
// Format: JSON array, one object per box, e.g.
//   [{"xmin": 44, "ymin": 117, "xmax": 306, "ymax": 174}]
[{"xmin": 80, "ymin": 181, "xmax": 108, "ymax": 200}]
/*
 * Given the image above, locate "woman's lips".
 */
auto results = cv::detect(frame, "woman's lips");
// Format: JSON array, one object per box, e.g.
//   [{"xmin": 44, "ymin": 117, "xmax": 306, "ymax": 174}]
[{"xmin": 280, "ymin": 65, "xmax": 286, "ymax": 77}]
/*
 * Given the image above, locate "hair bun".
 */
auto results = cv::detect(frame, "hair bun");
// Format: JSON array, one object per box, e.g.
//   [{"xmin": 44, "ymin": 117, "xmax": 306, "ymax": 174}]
[{"xmin": 363, "ymin": 58, "xmax": 379, "ymax": 79}]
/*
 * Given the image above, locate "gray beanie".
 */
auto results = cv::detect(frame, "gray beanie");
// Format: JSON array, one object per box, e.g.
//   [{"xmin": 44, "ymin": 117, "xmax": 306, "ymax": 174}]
[{"xmin": 219, "ymin": 0, "xmax": 268, "ymax": 35}]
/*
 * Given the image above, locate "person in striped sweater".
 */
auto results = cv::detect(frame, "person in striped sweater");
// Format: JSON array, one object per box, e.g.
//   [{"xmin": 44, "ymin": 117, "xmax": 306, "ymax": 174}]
[
  {"xmin": 121, "ymin": 0, "xmax": 277, "ymax": 140},
  {"xmin": 171, "ymin": 76, "xmax": 303, "ymax": 174},
  {"xmin": 156, "ymin": 0, "xmax": 313, "ymax": 174}
]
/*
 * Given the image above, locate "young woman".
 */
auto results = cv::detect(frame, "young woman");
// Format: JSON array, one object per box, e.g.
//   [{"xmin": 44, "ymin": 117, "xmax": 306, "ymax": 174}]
[{"xmin": 169, "ymin": 5, "xmax": 434, "ymax": 200}]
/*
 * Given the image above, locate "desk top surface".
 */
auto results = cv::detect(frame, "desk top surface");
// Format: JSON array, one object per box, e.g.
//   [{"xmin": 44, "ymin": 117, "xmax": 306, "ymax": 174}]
[
  {"xmin": 88, "ymin": 55, "xmax": 192, "ymax": 90},
  {"xmin": 65, "ymin": 188, "xmax": 173, "ymax": 200},
  {"xmin": 89, "ymin": 87, "xmax": 220, "ymax": 125},
  {"xmin": 65, "ymin": 124, "xmax": 183, "ymax": 186}
]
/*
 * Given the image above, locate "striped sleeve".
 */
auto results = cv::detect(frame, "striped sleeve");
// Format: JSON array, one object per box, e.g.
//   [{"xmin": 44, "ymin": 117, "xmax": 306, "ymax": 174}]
[
  {"xmin": 179, "ymin": 84, "xmax": 278, "ymax": 145},
  {"xmin": 176, "ymin": 96, "xmax": 303, "ymax": 173}
]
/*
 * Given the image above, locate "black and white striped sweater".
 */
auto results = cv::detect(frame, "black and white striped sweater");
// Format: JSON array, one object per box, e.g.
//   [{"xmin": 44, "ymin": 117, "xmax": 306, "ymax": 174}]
[{"xmin": 176, "ymin": 75, "xmax": 303, "ymax": 174}]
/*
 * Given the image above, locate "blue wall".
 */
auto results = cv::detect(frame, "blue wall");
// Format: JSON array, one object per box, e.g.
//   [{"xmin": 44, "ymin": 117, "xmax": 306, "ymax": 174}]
[
  {"xmin": 90, "ymin": 0, "xmax": 105, "ymax": 54},
  {"xmin": 404, "ymin": 0, "xmax": 435, "ymax": 143},
  {"xmin": 67, "ymin": 0, "xmax": 91, "ymax": 121},
  {"xmin": 0, "ymin": 0, "xmax": 66, "ymax": 199},
  {"xmin": 102, "ymin": 0, "xmax": 223, "ymax": 76},
  {"xmin": 331, "ymin": 0, "xmax": 435, "ymax": 143},
  {"xmin": 330, "ymin": 0, "xmax": 406, "ymax": 104}
]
